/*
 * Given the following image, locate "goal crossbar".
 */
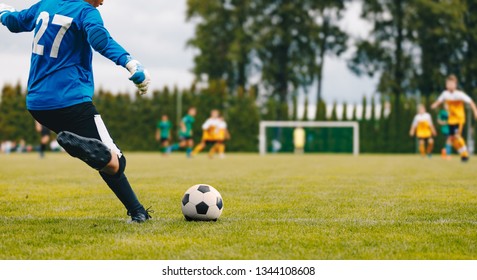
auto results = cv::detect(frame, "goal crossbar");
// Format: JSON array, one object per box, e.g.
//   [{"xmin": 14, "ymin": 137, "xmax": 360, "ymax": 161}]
[{"xmin": 259, "ymin": 121, "xmax": 360, "ymax": 156}]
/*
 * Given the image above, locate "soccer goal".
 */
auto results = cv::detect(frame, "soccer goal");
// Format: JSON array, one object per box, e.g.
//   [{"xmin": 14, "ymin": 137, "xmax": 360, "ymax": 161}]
[{"xmin": 259, "ymin": 121, "xmax": 360, "ymax": 156}]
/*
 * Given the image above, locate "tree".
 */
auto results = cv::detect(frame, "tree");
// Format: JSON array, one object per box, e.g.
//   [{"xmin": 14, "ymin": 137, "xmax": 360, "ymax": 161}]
[
  {"xmin": 462, "ymin": 1, "xmax": 477, "ymax": 98},
  {"xmin": 341, "ymin": 102, "xmax": 348, "ymax": 121},
  {"xmin": 349, "ymin": 0, "xmax": 415, "ymax": 115},
  {"xmin": 410, "ymin": 0, "xmax": 466, "ymax": 101},
  {"xmin": 329, "ymin": 101, "xmax": 338, "ymax": 121},
  {"xmin": 251, "ymin": 0, "xmax": 317, "ymax": 119},
  {"xmin": 315, "ymin": 98, "xmax": 327, "ymax": 121},
  {"xmin": 359, "ymin": 96, "xmax": 370, "ymax": 152},
  {"xmin": 0, "ymin": 83, "xmax": 37, "ymax": 144},
  {"xmin": 186, "ymin": 0, "xmax": 253, "ymax": 91},
  {"xmin": 292, "ymin": 94, "xmax": 298, "ymax": 120},
  {"xmin": 308, "ymin": 0, "xmax": 348, "ymax": 104},
  {"xmin": 302, "ymin": 95, "xmax": 309, "ymax": 121},
  {"xmin": 351, "ymin": 103, "xmax": 358, "ymax": 121},
  {"xmin": 227, "ymin": 88, "xmax": 260, "ymax": 151}
]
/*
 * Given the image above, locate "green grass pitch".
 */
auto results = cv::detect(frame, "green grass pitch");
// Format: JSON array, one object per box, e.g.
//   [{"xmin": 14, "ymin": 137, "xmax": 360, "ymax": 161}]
[{"xmin": 0, "ymin": 153, "xmax": 476, "ymax": 260}]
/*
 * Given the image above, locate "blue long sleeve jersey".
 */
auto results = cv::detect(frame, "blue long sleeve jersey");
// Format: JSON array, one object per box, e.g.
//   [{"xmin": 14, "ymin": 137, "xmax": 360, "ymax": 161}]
[{"xmin": 1, "ymin": 0, "xmax": 131, "ymax": 110}]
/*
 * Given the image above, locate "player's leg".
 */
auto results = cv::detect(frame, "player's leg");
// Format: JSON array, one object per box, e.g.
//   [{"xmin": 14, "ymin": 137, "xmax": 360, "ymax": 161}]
[
  {"xmin": 218, "ymin": 141, "xmax": 226, "ymax": 159},
  {"xmin": 208, "ymin": 141, "xmax": 217, "ymax": 159},
  {"xmin": 418, "ymin": 139, "xmax": 426, "ymax": 156},
  {"xmin": 208, "ymin": 141, "xmax": 223, "ymax": 159},
  {"xmin": 426, "ymin": 138, "xmax": 434, "ymax": 157},
  {"xmin": 38, "ymin": 127, "xmax": 50, "ymax": 158},
  {"xmin": 169, "ymin": 138, "xmax": 185, "ymax": 152},
  {"xmin": 208, "ymin": 142, "xmax": 217, "ymax": 158},
  {"xmin": 192, "ymin": 140, "xmax": 205, "ymax": 156},
  {"xmin": 445, "ymin": 137, "xmax": 452, "ymax": 157},
  {"xmin": 450, "ymin": 124, "xmax": 469, "ymax": 161},
  {"xmin": 41, "ymin": 135, "xmax": 48, "ymax": 157},
  {"xmin": 63, "ymin": 114, "xmax": 150, "ymax": 222},
  {"xmin": 161, "ymin": 139, "xmax": 170, "ymax": 155},
  {"xmin": 192, "ymin": 143, "xmax": 203, "ymax": 155},
  {"xmin": 40, "ymin": 135, "xmax": 49, "ymax": 158},
  {"xmin": 454, "ymin": 136, "xmax": 469, "ymax": 161},
  {"xmin": 186, "ymin": 138, "xmax": 194, "ymax": 157},
  {"xmin": 56, "ymin": 128, "xmax": 115, "ymax": 171},
  {"xmin": 30, "ymin": 103, "xmax": 150, "ymax": 222}
]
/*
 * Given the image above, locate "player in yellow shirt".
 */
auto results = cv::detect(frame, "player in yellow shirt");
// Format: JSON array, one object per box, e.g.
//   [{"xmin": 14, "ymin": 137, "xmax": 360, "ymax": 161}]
[
  {"xmin": 192, "ymin": 110, "xmax": 220, "ymax": 157},
  {"xmin": 431, "ymin": 75, "xmax": 477, "ymax": 162},
  {"xmin": 293, "ymin": 127, "xmax": 306, "ymax": 154},
  {"xmin": 409, "ymin": 105, "xmax": 437, "ymax": 157},
  {"xmin": 211, "ymin": 117, "xmax": 230, "ymax": 159}
]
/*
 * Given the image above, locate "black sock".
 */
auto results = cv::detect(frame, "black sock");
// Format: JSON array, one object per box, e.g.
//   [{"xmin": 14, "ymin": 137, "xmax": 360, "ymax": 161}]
[
  {"xmin": 99, "ymin": 156, "xmax": 143, "ymax": 213},
  {"xmin": 40, "ymin": 143, "xmax": 47, "ymax": 156},
  {"xmin": 100, "ymin": 171, "xmax": 143, "ymax": 213}
]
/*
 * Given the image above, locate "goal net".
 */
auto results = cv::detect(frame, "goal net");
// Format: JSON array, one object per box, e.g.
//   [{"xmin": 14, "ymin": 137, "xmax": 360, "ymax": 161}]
[{"xmin": 259, "ymin": 121, "xmax": 359, "ymax": 155}]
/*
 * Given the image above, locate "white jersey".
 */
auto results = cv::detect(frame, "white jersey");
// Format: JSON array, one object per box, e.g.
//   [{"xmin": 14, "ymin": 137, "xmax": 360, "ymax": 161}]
[
  {"xmin": 217, "ymin": 119, "xmax": 227, "ymax": 130},
  {"xmin": 201, "ymin": 117, "xmax": 220, "ymax": 141},
  {"xmin": 202, "ymin": 118, "xmax": 220, "ymax": 130},
  {"xmin": 437, "ymin": 90, "xmax": 472, "ymax": 124},
  {"xmin": 437, "ymin": 90, "xmax": 472, "ymax": 103},
  {"xmin": 412, "ymin": 112, "xmax": 433, "ymax": 138},
  {"xmin": 412, "ymin": 113, "xmax": 433, "ymax": 127}
]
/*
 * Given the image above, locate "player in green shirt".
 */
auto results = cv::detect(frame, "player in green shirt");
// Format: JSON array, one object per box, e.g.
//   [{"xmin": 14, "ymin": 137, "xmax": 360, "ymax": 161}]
[
  {"xmin": 156, "ymin": 115, "xmax": 172, "ymax": 154},
  {"xmin": 168, "ymin": 107, "xmax": 197, "ymax": 157},
  {"xmin": 437, "ymin": 103, "xmax": 451, "ymax": 158}
]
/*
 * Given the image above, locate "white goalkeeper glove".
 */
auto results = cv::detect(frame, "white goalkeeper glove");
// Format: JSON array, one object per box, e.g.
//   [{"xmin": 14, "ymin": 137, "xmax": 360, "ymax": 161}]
[
  {"xmin": 0, "ymin": 4, "xmax": 15, "ymax": 22},
  {"xmin": 126, "ymin": 59, "xmax": 151, "ymax": 95}
]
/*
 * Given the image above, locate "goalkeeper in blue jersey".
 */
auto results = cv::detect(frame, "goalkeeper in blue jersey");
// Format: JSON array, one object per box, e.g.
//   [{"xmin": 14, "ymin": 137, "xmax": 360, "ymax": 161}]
[{"xmin": 1, "ymin": 0, "xmax": 152, "ymax": 223}]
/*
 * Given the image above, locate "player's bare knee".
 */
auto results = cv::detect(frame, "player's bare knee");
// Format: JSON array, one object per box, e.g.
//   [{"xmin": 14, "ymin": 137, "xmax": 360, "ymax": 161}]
[
  {"xmin": 101, "ymin": 155, "xmax": 126, "ymax": 177},
  {"xmin": 114, "ymin": 155, "xmax": 127, "ymax": 175}
]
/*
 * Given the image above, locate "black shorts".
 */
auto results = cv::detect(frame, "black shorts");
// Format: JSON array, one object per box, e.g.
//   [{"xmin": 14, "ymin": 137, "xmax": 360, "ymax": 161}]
[
  {"xmin": 448, "ymin": 124, "xmax": 463, "ymax": 136},
  {"xmin": 180, "ymin": 136, "xmax": 192, "ymax": 141},
  {"xmin": 205, "ymin": 140, "xmax": 217, "ymax": 145},
  {"xmin": 160, "ymin": 137, "xmax": 169, "ymax": 144},
  {"xmin": 40, "ymin": 126, "xmax": 51, "ymax": 137},
  {"xmin": 29, "ymin": 102, "xmax": 122, "ymax": 155}
]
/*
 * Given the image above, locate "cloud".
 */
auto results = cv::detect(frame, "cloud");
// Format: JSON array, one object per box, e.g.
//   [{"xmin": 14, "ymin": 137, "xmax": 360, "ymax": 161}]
[{"xmin": 0, "ymin": 0, "xmax": 376, "ymax": 103}]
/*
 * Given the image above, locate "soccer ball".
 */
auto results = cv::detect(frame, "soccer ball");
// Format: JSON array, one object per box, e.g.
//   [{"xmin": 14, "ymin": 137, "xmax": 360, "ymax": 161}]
[{"xmin": 181, "ymin": 184, "xmax": 224, "ymax": 221}]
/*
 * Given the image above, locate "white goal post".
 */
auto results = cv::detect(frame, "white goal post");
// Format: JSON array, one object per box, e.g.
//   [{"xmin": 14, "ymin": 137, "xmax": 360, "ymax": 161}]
[{"xmin": 259, "ymin": 121, "xmax": 360, "ymax": 156}]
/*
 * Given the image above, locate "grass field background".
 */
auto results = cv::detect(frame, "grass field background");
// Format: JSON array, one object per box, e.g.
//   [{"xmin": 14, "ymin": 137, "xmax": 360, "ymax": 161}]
[{"xmin": 0, "ymin": 153, "xmax": 476, "ymax": 260}]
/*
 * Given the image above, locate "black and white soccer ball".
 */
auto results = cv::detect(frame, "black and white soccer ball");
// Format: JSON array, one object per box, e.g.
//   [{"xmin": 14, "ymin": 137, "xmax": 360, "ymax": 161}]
[{"xmin": 181, "ymin": 184, "xmax": 224, "ymax": 221}]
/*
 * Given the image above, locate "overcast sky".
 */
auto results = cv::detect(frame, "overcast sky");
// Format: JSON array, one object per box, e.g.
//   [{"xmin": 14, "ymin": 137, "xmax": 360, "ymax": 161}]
[{"xmin": 0, "ymin": 0, "xmax": 377, "ymax": 105}]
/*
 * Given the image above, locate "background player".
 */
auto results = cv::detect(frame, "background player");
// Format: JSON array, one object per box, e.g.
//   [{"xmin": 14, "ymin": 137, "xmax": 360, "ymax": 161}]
[
  {"xmin": 192, "ymin": 109, "xmax": 220, "ymax": 158},
  {"xmin": 431, "ymin": 75, "xmax": 477, "ymax": 162},
  {"xmin": 293, "ymin": 127, "xmax": 306, "ymax": 154},
  {"xmin": 155, "ymin": 114, "xmax": 171, "ymax": 155},
  {"xmin": 0, "ymin": 0, "xmax": 152, "ymax": 222},
  {"xmin": 35, "ymin": 120, "xmax": 51, "ymax": 158},
  {"xmin": 409, "ymin": 104, "xmax": 437, "ymax": 158},
  {"xmin": 437, "ymin": 103, "xmax": 452, "ymax": 159},
  {"xmin": 168, "ymin": 107, "xmax": 196, "ymax": 158},
  {"xmin": 211, "ymin": 116, "xmax": 230, "ymax": 159}
]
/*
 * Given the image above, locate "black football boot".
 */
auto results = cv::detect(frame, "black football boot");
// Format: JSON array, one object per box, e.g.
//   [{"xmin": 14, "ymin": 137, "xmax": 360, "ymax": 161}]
[
  {"xmin": 57, "ymin": 131, "xmax": 112, "ymax": 170},
  {"xmin": 128, "ymin": 207, "xmax": 153, "ymax": 223}
]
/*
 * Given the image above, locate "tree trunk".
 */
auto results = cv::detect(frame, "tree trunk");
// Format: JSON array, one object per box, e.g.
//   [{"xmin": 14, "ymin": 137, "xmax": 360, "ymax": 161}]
[
  {"xmin": 463, "ymin": 4, "xmax": 477, "ymax": 98},
  {"xmin": 236, "ymin": 4, "xmax": 248, "ymax": 91},
  {"xmin": 275, "ymin": 7, "xmax": 291, "ymax": 120},
  {"xmin": 393, "ymin": 0, "xmax": 405, "ymax": 118},
  {"xmin": 316, "ymin": 16, "xmax": 330, "ymax": 116}
]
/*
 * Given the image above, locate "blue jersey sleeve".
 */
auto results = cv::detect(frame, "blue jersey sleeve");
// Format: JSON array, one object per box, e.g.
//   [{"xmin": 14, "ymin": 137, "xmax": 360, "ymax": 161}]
[
  {"xmin": 82, "ymin": 8, "xmax": 130, "ymax": 67},
  {"xmin": 1, "ymin": 2, "xmax": 41, "ymax": 33}
]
